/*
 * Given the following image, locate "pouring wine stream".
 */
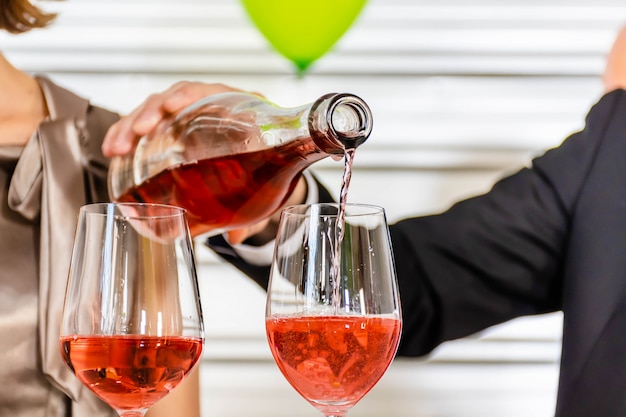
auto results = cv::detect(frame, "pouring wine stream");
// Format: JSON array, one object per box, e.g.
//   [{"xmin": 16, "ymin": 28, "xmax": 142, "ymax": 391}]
[{"xmin": 331, "ymin": 146, "xmax": 357, "ymax": 314}]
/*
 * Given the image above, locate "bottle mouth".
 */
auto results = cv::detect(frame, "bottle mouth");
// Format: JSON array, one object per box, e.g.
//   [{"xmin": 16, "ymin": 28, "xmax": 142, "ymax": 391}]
[{"xmin": 327, "ymin": 94, "xmax": 373, "ymax": 150}]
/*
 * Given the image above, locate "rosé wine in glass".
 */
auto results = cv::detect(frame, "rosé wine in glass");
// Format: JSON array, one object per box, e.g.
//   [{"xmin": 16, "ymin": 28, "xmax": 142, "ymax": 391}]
[
  {"xmin": 60, "ymin": 203, "xmax": 204, "ymax": 417},
  {"xmin": 266, "ymin": 203, "xmax": 402, "ymax": 417}
]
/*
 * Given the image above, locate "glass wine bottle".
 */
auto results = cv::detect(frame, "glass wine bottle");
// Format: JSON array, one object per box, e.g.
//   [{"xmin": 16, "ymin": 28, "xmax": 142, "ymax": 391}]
[{"xmin": 107, "ymin": 92, "xmax": 373, "ymax": 237}]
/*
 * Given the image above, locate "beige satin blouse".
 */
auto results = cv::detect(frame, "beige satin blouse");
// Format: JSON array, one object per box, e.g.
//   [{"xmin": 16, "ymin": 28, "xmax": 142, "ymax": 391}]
[{"xmin": 0, "ymin": 77, "xmax": 118, "ymax": 417}]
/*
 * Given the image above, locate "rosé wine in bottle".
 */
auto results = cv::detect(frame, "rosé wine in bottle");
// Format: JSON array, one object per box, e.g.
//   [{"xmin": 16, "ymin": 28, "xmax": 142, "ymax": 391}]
[{"xmin": 116, "ymin": 138, "xmax": 316, "ymax": 237}]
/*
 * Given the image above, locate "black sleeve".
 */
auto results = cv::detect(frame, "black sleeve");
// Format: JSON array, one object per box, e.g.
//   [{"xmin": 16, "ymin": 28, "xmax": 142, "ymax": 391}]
[{"xmin": 393, "ymin": 89, "xmax": 621, "ymax": 357}]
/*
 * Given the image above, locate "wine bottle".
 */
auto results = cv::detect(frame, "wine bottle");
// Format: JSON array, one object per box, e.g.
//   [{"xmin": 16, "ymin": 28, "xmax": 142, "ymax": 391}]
[{"xmin": 107, "ymin": 92, "xmax": 373, "ymax": 237}]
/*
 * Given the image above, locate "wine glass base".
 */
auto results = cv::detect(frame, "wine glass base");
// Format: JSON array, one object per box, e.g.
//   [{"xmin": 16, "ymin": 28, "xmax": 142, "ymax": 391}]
[{"xmin": 117, "ymin": 411, "xmax": 147, "ymax": 417}]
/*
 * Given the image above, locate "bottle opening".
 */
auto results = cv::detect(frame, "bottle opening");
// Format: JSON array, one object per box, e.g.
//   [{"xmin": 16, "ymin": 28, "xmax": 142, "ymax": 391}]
[{"xmin": 328, "ymin": 94, "xmax": 373, "ymax": 150}]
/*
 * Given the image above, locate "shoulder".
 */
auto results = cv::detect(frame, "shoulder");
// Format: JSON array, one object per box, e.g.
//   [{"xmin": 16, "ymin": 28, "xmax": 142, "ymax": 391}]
[
  {"xmin": 37, "ymin": 76, "xmax": 120, "ymax": 167},
  {"xmin": 36, "ymin": 75, "xmax": 120, "ymax": 132}
]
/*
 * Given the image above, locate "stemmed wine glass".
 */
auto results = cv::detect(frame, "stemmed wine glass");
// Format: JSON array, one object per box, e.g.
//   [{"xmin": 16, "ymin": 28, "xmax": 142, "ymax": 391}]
[
  {"xmin": 60, "ymin": 203, "xmax": 204, "ymax": 417},
  {"xmin": 266, "ymin": 203, "xmax": 402, "ymax": 417}
]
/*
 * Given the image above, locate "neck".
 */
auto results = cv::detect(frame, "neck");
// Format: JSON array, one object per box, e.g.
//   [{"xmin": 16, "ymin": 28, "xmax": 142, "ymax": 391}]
[{"xmin": 0, "ymin": 54, "xmax": 48, "ymax": 146}]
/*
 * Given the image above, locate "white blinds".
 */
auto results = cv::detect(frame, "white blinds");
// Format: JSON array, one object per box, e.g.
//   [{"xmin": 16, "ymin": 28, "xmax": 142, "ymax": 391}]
[
  {"xmin": 3, "ymin": 0, "xmax": 619, "ymax": 164},
  {"xmin": 2, "ymin": 1, "xmax": 619, "ymax": 152},
  {"xmin": 3, "ymin": 0, "xmax": 623, "ymax": 362},
  {"xmin": 5, "ymin": 0, "xmax": 624, "ymax": 76}
]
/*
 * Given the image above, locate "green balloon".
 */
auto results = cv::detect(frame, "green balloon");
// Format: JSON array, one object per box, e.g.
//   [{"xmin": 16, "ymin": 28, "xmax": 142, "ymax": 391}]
[{"xmin": 241, "ymin": 0, "xmax": 368, "ymax": 74}]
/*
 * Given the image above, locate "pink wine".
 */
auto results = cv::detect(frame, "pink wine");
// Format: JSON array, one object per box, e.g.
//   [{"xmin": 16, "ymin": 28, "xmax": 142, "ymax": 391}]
[
  {"xmin": 266, "ymin": 316, "xmax": 401, "ymax": 411},
  {"xmin": 117, "ymin": 138, "xmax": 322, "ymax": 237},
  {"xmin": 60, "ymin": 335, "xmax": 203, "ymax": 411}
]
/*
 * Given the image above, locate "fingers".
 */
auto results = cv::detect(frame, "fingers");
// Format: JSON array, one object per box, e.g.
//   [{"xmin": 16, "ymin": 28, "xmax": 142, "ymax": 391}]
[
  {"xmin": 160, "ymin": 82, "xmax": 244, "ymax": 114},
  {"xmin": 226, "ymin": 229, "xmax": 251, "ymax": 245},
  {"xmin": 102, "ymin": 93, "xmax": 161, "ymax": 157},
  {"xmin": 102, "ymin": 82, "xmax": 244, "ymax": 157},
  {"xmin": 225, "ymin": 178, "xmax": 309, "ymax": 246},
  {"xmin": 227, "ymin": 220, "xmax": 272, "ymax": 245}
]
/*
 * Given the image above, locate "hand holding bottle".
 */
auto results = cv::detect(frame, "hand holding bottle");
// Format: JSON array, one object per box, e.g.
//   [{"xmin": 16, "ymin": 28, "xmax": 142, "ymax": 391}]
[
  {"xmin": 102, "ymin": 82, "xmax": 248, "ymax": 157},
  {"xmin": 100, "ymin": 81, "xmax": 299, "ymax": 244},
  {"xmin": 225, "ymin": 175, "xmax": 308, "ymax": 245},
  {"xmin": 101, "ymin": 81, "xmax": 290, "ymax": 244},
  {"xmin": 101, "ymin": 82, "xmax": 372, "ymax": 242}
]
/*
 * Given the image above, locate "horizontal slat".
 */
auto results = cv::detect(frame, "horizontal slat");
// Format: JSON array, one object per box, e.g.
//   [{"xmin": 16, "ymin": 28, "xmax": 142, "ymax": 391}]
[
  {"xmin": 200, "ymin": 361, "xmax": 559, "ymax": 417},
  {"xmin": 202, "ymin": 336, "xmax": 561, "ymax": 364},
  {"xmin": 4, "ymin": 50, "xmax": 609, "ymax": 76},
  {"xmin": 35, "ymin": 1, "xmax": 626, "ymax": 27},
  {"xmin": 4, "ymin": 26, "xmax": 618, "ymax": 52}
]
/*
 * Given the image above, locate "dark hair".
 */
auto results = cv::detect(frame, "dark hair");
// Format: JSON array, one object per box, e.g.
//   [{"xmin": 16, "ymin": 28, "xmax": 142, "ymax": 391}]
[{"xmin": 0, "ymin": 0, "xmax": 57, "ymax": 34}]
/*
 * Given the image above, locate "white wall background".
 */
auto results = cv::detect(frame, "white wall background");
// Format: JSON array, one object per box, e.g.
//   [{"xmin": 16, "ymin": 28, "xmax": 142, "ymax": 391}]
[{"xmin": 4, "ymin": 0, "xmax": 625, "ymax": 415}]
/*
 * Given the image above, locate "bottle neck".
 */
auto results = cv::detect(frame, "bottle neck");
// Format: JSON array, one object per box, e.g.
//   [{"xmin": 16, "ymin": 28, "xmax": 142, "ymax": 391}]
[{"xmin": 308, "ymin": 93, "xmax": 373, "ymax": 155}]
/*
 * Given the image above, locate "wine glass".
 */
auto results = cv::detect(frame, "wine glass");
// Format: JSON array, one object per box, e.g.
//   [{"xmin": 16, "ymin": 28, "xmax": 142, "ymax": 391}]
[
  {"xmin": 266, "ymin": 203, "xmax": 402, "ymax": 417},
  {"xmin": 59, "ymin": 202, "xmax": 204, "ymax": 417}
]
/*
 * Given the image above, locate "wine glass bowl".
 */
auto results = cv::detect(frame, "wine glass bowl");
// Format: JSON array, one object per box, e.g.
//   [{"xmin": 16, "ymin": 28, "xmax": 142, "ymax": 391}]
[
  {"xmin": 266, "ymin": 203, "xmax": 402, "ymax": 417},
  {"xmin": 60, "ymin": 203, "xmax": 204, "ymax": 417}
]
